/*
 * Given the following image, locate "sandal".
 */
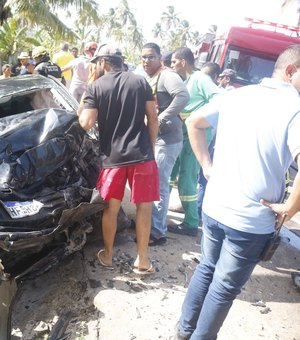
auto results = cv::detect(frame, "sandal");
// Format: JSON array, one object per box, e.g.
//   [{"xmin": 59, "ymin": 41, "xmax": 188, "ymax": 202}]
[
  {"xmin": 133, "ymin": 264, "xmax": 155, "ymax": 275},
  {"xmin": 96, "ymin": 250, "xmax": 114, "ymax": 270}
]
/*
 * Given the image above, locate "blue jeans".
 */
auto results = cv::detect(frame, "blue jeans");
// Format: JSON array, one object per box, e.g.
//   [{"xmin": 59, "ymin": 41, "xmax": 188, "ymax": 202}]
[
  {"xmin": 151, "ymin": 142, "xmax": 183, "ymax": 238},
  {"xmin": 179, "ymin": 213, "xmax": 272, "ymax": 340},
  {"xmin": 197, "ymin": 168, "xmax": 207, "ymax": 223}
]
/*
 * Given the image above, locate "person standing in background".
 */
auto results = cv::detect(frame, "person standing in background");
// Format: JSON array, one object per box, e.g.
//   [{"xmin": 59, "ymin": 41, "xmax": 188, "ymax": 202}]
[
  {"xmin": 53, "ymin": 42, "xmax": 74, "ymax": 88},
  {"xmin": 0, "ymin": 64, "xmax": 12, "ymax": 79},
  {"xmin": 168, "ymin": 47, "xmax": 221, "ymax": 237},
  {"xmin": 61, "ymin": 43, "xmax": 92, "ymax": 102},
  {"xmin": 71, "ymin": 47, "xmax": 79, "ymax": 59},
  {"xmin": 11, "ymin": 52, "xmax": 30, "ymax": 76},
  {"xmin": 200, "ymin": 62, "xmax": 221, "ymax": 84},
  {"xmin": 85, "ymin": 42, "xmax": 99, "ymax": 84},
  {"xmin": 161, "ymin": 51, "xmax": 173, "ymax": 68},
  {"xmin": 217, "ymin": 68, "xmax": 237, "ymax": 90},
  {"xmin": 141, "ymin": 42, "xmax": 190, "ymax": 246},
  {"xmin": 79, "ymin": 44, "xmax": 159, "ymax": 275}
]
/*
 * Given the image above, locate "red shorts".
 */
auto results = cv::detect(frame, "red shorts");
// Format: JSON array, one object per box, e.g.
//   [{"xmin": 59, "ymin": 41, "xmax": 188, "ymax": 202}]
[{"xmin": 96, "ymin": 160, "xmax": 160, "ymax": 203}]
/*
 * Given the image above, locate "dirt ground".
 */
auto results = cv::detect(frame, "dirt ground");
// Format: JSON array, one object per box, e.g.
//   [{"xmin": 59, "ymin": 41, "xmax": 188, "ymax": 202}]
[{"xmin": 10, "ymin": 189, "xmax": 300, "ymax": 340}]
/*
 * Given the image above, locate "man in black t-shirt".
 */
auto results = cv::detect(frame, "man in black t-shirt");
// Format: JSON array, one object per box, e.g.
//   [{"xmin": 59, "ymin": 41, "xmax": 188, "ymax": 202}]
[{"xmin": 79, "ymin": 45, "xmax": 159, "ymax": 275}]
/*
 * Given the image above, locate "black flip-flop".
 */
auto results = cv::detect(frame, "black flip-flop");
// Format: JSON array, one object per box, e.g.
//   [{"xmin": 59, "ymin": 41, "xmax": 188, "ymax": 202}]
[{"xmin": 148, "ymin": 235, "xmax": 167, "ymax": 247}]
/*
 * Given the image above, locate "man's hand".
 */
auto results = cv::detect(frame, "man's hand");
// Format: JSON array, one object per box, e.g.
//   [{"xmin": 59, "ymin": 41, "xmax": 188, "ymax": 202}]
[
  {"xmin": 202, "ymin": 165, "xmax": 213, "ymax": 181},
  {"xmin": 260, "ymin": 199, "xmax": 289, "ymax": 228}
]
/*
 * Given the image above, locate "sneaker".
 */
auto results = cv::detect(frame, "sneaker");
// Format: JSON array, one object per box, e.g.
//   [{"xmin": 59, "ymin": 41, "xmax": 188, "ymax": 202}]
[{"xmin": 167, "ymin": 223, "xmax": 198, "ymax": 237}]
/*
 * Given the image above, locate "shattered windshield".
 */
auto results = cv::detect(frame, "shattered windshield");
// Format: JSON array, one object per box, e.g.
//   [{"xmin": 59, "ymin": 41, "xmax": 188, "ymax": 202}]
[{"xmin": 0, "ymin": 75, "xmax": 78, "ymax": 119}]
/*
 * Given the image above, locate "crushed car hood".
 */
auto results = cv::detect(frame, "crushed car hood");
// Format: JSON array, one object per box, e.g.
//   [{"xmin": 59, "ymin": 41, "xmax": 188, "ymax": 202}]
[{"xmin": 0, "ymin": 106, "xmax": 103, "ymax": 278}]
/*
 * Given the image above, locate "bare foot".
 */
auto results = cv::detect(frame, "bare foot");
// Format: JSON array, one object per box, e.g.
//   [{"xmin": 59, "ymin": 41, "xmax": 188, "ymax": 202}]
[{"xmin": 97, "ymin": 249, "xmax": 113, "ymax": 268}]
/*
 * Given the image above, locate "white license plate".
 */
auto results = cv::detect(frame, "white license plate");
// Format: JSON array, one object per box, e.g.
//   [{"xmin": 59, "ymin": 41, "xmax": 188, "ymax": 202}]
[{"xmin": 1, "ymin": 200, "xmax": 44, "ymax": 219}]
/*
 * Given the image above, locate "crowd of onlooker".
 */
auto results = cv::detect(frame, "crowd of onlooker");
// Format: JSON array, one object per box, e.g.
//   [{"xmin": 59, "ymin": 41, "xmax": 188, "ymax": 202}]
[
  {"xmin": 2, "ymin": 40, "xmax": 300, "ymax": 340},
  {"xmin": 77, "ymin": 42, "xmax": 300, "ymax": 340}
]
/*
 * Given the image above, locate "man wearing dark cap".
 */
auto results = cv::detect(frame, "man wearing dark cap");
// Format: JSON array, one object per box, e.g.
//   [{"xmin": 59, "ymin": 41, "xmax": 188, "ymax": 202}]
[
  {"xmin": 79, "ymin": 45, "xmax": 159, "ymax": 275},
  {"xmin": 217, "ymin": 68, "xmax": 237, "ymax": 91},
  {"xmin": 161, "ymin": 51, "xmax": 173, "ymax": 68}
]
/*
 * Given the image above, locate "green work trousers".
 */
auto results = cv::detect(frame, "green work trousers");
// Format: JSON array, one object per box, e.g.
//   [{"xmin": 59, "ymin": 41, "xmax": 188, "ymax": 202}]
[{"xmin": 170, "ymin": 124, "xmax": 199, "ymax": 229}]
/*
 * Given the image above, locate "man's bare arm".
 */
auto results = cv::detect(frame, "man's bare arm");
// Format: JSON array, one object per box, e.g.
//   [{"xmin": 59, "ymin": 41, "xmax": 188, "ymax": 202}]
[
  {"xmin": 77, "ymin": 91, "xmax": 86, "ymax": 116},
  {"xmin": 78, "ymin": 108, "xmax": 97, "ymax": 131},
  {"xmin": 186, "ymin": 112, "xmax": 213, "ymax": 178},
  {"xmin": 145, "ymin": 100, "xmax": 158, "ymax": 149}
]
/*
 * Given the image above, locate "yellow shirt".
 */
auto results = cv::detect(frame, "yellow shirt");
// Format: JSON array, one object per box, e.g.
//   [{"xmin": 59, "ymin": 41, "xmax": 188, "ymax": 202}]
[{"xmin": 53, "ymin": 51, "xmax": 74, "ymax": 81}]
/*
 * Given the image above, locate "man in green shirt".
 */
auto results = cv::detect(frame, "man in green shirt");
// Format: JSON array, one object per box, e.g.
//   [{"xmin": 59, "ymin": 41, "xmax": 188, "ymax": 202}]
[{"xmin": 168, "ymin": 47, "xmax": 221, "ymax": 236}]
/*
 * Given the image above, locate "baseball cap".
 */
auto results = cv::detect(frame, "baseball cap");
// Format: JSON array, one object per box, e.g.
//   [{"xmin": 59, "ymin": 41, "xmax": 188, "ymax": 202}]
[
  {"xmin": 90, "ymin": 44, "xmax": 123, "ymax": 64},
  {"xmin": 219, "ymin": 69, "xmax": 237, "ymax": 78},
  {"xmin": 161, "ymin": 51, "xmax": 173, "ymax": 62},
  {"xmin": 32, "ymin": 46, "xmax": 47, "ymax": 58}
]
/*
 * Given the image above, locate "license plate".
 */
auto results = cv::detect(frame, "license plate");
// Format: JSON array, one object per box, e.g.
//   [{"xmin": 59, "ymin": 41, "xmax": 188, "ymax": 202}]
[{"xmin": 0, "ymin": 200, "xmax": 44, "ymax": 219}]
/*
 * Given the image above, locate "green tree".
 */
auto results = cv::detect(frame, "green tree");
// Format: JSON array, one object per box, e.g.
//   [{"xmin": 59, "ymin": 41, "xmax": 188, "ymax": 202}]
[
  {"xmin": 152, "ymin": 23, "xmax": 165, "ymax": 41},
  {"xmin": 0, "ymin": 18, "xmax": 40, "ymax": 63},
  {"xmin": 153, "ymin": 5, "xmax": 201, "ymax": 51},
  {"xmin": 114, "ymin": 0, "xmax": 136, "ymax": 26},
  {"xmin": 161, "ymin": 6, "xmax": 180, "ymax": 31},
  {"xmin": 102, "ymin": 0, "xmax": 144, "ymax": 61},
  {"xmin": 3, "ymin": 0, "xmax": 99, "ymax": 41}
]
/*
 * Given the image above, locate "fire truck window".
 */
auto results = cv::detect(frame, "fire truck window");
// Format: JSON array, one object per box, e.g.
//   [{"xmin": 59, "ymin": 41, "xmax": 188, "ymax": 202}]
[
  {"xmin": 224, "ymin": 49, "xmax": 276, "ymax": 85},
  {"xmin": 236, "ymin": 54, "xmax": 252, "ymax": 81}
]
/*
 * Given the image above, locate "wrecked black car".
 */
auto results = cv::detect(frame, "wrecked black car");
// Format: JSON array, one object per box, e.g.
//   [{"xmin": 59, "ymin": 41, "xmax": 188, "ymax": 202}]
[
  {"xmin": 0, "ymin": 75, "xmax": 105, "ymax": 280},
  {"xmin": 0, "ymin": 75, "xmax": 134, "ymax": 339}
]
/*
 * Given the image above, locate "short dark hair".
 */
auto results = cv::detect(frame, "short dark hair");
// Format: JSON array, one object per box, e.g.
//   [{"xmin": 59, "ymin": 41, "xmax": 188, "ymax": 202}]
[
  {"xmin": 274, "ymin": 44, "xmax": 300, "ymax": 72},
  {"xmin": 173, "ymin": 47, "xmax": 195, "ymax": 67},
  {"xmin": 201, "ymin": 62, "xmax": 221, "ymax": 79},
  {"xmin": 103, "ymin": 56, "xmax": 123, "ymax": 68},
  {"xmin": 142, "ymin": 42, "xmax": 161, "ymax": 55}
]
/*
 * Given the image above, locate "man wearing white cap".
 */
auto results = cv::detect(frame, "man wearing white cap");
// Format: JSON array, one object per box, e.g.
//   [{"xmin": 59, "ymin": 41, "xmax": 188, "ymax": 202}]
[{"xmin": 11, "ymin": 51, "xmax": 30, "ymax": 76}]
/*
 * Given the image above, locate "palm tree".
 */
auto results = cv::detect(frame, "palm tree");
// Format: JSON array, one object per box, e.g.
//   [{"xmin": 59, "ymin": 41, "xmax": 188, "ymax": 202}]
[
  {"xmin": 161, "ymin": 6, "xmax": 180, "ymax": 31},
  {"xmin": 102, "ymin": 0, "xmax": 143, "ymax": 52},
  {"xmin": 114, "ymin": 0, "xmax": 136, "ymax": 26},
  {"xmin": 2, "ymin": 0, "xmax": 99, "ymax": 41},
  {"xmin": 177, "ymin": 20, "xmax": 192, "ymax": 47},
  {"xmin": 152, "ymin": 23, "xmax": 165, "ymax": 40},
  {"xmin": 127, "ymin": 25, "xmax": 143, "ymax": 49}
]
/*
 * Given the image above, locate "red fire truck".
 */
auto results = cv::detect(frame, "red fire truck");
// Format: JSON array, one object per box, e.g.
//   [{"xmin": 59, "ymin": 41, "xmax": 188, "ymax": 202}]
[{"xmin": 194, "ymin": 18, "xmax": 300, "ymax": 87}]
